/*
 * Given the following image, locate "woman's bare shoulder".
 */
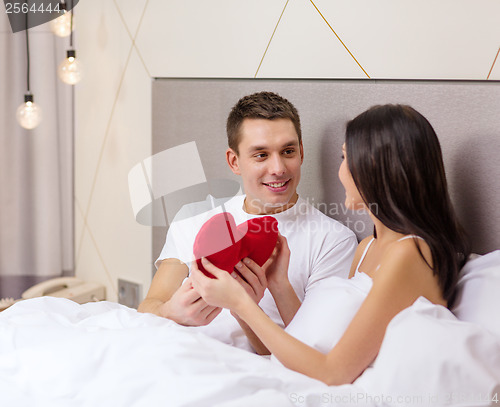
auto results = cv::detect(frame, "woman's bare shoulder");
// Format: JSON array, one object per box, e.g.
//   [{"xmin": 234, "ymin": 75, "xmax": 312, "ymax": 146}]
[
  {"xmin": 377, "ymin": 237, "xmax": 434, "ymax": 282},
  {"xmin": 389, "ymin": 237, "xmax": 432, "ymax": 267},
  {"xmin": 373, "ymin": 236, "xmax": 446, "ymax": 306}
]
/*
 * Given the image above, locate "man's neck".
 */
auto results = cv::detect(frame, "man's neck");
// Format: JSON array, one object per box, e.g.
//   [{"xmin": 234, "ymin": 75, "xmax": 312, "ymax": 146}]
[{"xmin": 243, "ymin": 193, "xmax": 299, "ymax": 215}]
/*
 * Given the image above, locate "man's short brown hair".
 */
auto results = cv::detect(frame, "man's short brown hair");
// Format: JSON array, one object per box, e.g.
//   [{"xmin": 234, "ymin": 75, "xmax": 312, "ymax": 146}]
[{"xmin": 226, "ymin": 91, "xmax": 302, "ymax": 154}]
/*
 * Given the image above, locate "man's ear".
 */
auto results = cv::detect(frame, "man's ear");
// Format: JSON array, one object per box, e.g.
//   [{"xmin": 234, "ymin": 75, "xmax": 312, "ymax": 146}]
[
  {"xmin": 226, "ymin": 148, "xmax": 241, "ymax": 175},
  {"xmin": 299, "ymin": 142, "xmax": 304, "ymax": 164}
]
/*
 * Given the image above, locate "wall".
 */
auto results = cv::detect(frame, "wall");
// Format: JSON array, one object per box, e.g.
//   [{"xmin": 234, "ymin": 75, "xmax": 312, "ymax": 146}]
[{"xmin": 74, "ymin": 0, "xmax": 500, "ymax": 302}]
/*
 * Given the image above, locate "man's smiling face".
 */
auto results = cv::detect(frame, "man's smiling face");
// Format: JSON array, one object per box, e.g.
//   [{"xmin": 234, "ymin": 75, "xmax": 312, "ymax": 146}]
[{"xmin": 226, "ymin": 118, "xmax": 303, "ymax": 215}]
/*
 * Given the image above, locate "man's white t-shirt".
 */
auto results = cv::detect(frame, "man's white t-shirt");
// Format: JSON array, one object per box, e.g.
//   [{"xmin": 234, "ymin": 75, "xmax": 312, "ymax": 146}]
[{"xmin": 156, "ymin": 194, "xmax": 357, "ymax": 351}]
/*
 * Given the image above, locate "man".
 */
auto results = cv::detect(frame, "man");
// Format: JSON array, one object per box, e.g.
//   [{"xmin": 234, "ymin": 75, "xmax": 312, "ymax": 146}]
[{"xmin": 138, "ymin": 91, "xmax": 357, "ymax": 353}]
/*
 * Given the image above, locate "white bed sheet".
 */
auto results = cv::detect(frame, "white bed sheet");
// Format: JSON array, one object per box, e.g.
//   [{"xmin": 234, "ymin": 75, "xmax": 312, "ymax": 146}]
[{"xmin": 0, "ymin": 297, "xmax": 498, "ymax": 407}]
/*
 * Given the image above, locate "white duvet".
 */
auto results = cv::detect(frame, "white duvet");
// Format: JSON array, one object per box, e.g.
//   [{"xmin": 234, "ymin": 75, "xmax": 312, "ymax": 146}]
[{"xmin": 0, "ymin": 295, "xmax": 499, "ymax": 407}]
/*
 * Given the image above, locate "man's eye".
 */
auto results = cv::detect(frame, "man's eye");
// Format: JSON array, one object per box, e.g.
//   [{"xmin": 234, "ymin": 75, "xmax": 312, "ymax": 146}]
[
  {"xmin": 283, "ymin": 149, "xmax": 295, "ymax": 155},
  {"xmin": 255, "ymin": 153, "xmax": 267, "ymax": 158}
]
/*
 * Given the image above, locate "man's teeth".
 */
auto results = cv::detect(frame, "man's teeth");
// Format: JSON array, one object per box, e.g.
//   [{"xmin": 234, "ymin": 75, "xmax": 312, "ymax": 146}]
[{"xmin": 267, "ymin": 181, "xmax": 287, "ymax": 188}]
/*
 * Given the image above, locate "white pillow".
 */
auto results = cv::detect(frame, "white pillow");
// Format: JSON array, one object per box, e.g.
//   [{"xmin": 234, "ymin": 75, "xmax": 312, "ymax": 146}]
[
  {"xmin": 272, "ymin": 272, "xmax": 372, "ymax": 361},
  {"xmin": 356, "ymin": 297, "xmax": 500, "ymax": 406},
  {"xmin": 452, "ymin": 250, "xmax": 500, "ymax": 338}
]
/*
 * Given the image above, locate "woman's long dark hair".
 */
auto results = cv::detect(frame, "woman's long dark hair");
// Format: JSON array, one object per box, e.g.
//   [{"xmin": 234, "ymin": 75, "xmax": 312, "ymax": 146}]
[{"xmin": 345, "ymin": 104, "xmax": 471, "ymax": 307}]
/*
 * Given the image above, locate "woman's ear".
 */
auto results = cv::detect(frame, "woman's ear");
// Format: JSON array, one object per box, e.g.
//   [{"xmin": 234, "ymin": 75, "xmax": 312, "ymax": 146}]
[{"xmin": 226, "ymin": 148, "xmax": 241, "ymax": 175}]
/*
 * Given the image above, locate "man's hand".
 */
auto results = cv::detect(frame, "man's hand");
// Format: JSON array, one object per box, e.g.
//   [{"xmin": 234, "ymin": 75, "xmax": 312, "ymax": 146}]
[
  {"xmin": 138, "ymin": 258, "xmax": 221, "ymax": 326},
  {"xmin": 263, "ymin": 234, "xmax": 291, "ymax": 292},
  {"xmin": 160, "ymin": 278, "xmax": 222, "ymax": 326},
  {"xmin": 261, "ymin": 234, "xmax": 301, "ymax": 327}
]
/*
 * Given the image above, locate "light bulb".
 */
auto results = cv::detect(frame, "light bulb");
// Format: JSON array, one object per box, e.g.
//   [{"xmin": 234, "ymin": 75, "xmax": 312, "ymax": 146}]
[
  {"xmin": 50, "ymin": 10, "xmax": 74, "ymax": 37},
  {"xmin": 58, "ymin": 50, "xmax": 83, "ymax": 84},
  {"xmin": 16, "ymin": 94, "xmax": 42, "ymax": 129}
]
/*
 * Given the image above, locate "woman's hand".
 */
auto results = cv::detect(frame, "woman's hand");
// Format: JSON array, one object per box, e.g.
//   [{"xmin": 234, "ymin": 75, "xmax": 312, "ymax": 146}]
[
  {"xmin": 190, "ymin": 257, "xmax": 249, "ymax": 312},
  {"xmin": 232, "ymin": 257, "xmax": 268, "ymax": 304},
  {"xmin": 263, "ymin": 233, "xmax": 291, "ymax": 292}
]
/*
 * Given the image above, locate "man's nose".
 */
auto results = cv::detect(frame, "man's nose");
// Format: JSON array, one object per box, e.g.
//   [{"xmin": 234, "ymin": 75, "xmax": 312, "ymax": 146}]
[{"xmin": 269, "ymin": 154, "xmax": 286, "ymax": 175}]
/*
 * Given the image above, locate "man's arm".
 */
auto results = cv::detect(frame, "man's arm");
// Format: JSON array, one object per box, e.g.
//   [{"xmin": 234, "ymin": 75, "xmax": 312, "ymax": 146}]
[
  {"xmin": 264, "ymin": 235, "xmax": 301, "ymax": 326},
  {"xmin": 231, "ymin": 313, "xmax": 271, "ymax": 355},
  {"xmin": 138, "ymin": 258, "xmax": 222, "ymax": 326},
  {"xmin": 267, "ymin": 280, "xmax": 301, "ymax": 327},
  {"xmin": 138, "ymin": 258, "xmax": 187, "ymax": 316}
]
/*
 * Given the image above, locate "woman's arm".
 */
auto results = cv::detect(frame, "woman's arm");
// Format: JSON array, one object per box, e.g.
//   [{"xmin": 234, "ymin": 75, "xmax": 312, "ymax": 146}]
[{"xmin": 192, "ymin": 239, "xmax": 437, "ymax": 385}]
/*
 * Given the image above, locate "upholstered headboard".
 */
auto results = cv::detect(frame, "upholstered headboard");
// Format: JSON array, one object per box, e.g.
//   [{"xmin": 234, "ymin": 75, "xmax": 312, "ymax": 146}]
[{"xmin": 152, "ymin": 78, "xmax": 500, "ymax": 261}]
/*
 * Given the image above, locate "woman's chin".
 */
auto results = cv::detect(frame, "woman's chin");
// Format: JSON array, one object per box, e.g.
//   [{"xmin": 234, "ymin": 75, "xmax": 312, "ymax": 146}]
[{"xmin": 344, "ymin": 199, "xmax": 365, "ymax": 212}]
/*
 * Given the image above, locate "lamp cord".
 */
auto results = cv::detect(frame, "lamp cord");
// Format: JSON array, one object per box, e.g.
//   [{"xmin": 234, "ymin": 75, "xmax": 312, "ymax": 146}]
[
  {"xmin": 69, "ymin": 0, "xmax": 73, "ymax": 48},
  {"xmin": 25, "ymin": 0, "xmax": 30, "ymax": 93}
]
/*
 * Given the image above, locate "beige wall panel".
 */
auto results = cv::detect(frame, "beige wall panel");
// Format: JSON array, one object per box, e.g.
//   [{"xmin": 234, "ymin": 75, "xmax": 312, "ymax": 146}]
[
  {"xmin": 256, "ymin": 0, "xmax": 368, "ymax": 78},
  {"xmin": 114, "ymin": 0, "xmax": 148, "ymax": 38},
  {"xmin": 135, "ymin": 0, "xmax": 289, "ymax": 77},
  {"xmin": 84, "ymin": 49, "xmax": 152, "ymax": 300},
  {"xmin": 313, "ymin": 0, "xmax": 500, "ymax": 79},
  {"xmin": 75, "ymin": 0, "xmax": 135, "ymax": 214}
]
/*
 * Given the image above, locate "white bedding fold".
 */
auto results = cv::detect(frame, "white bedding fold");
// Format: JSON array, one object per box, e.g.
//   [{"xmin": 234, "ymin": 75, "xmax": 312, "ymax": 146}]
[{"xmin": 0, "ymin": 298, "xmax": 332, "ymax": 407}]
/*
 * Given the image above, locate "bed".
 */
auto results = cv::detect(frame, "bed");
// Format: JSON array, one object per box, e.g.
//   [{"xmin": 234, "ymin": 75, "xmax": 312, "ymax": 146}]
[
  {"xmin": 1, "ymin": 79, "xmax": 500, "ymax": 406},
  {"xmin": 0, "ymin": 251, "xmax": 499, "ymax": 406}
]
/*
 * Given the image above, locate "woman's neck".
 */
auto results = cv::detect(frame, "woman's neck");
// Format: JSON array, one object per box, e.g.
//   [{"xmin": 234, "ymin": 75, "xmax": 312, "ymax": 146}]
[{"xmin": 368, "ymin": 211, "xmax": 405, "ymax": 244}]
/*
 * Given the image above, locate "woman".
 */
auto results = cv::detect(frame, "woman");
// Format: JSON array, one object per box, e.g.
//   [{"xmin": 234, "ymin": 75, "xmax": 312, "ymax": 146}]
[{"xmin": 191, "ymin": 104, "xmax": 471, "ymax": 385}]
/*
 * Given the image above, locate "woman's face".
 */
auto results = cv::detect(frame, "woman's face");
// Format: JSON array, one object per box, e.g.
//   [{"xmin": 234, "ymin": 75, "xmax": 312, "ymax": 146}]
[{"xmin": 338, "ymin": 144, "xmax": 365, "ymax": 210}]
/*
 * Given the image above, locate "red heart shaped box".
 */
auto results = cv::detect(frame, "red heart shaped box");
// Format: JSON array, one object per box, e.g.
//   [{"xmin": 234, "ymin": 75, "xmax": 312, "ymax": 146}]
[{"xmin": 193, "ymin": 212, "xmax": 279, "ymax": 278}]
